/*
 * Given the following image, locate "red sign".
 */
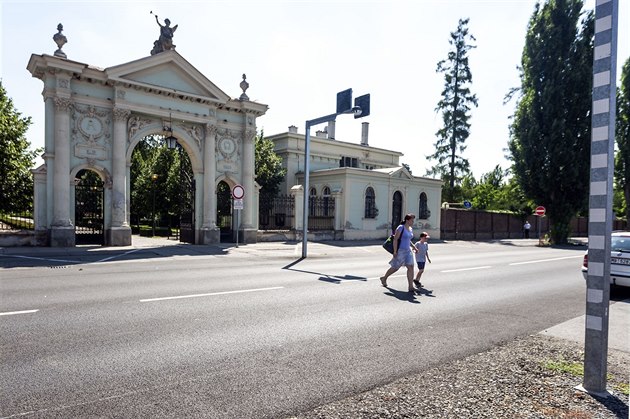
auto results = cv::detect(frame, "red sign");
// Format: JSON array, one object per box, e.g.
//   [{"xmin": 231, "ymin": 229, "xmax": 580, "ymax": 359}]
[
  {"xmin": 535, "ymin": 206, "xmax": 546, "ymax": 216},
  {"xmin": 232, "ymin": 184, "xmax": 244, "ymax": 200}
]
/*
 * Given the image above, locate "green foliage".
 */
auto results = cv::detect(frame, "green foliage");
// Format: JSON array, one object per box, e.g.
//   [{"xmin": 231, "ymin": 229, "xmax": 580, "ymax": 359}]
[
  {"xmin": 543, "ymin": 359, "xmax": 584, "ymax": 377},
  {"xmin": 255, "ymin": 130, "xmax": 286, "ymax": 200},
  {"xmin": 460, "ymin": 166, "xmax": 532, "ymax": 213},
  {"xmin": 130, "ymin": 136, "xmax": 190, "ymax": 228},
  {"xmin": 508, "ymin": 0, "xmax": 593, "ymax": 244},
  {"xmin": 0, "ymin": 81, "xmax": 40, "ymax": 213},
  {"xmin": 614, "ymin": 57, "xmax": 630, "ymax": 221},
  {"xmin": 427, "ymin": 18, "xmax": 478, "ymax": 202}
]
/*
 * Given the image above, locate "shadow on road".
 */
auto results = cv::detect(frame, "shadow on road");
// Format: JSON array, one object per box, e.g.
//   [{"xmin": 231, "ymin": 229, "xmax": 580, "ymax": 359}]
[
  {"xmin": 281, "ymin": 258, "xmax": 368, "ymax": 284},
  {"xmin": 383, "ymin": 287, "xmax": 421, "ymax": 304}
]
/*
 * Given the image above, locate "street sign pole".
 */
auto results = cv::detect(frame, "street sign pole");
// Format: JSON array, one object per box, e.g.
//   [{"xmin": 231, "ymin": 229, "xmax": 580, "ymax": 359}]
[
  {"xmin": 232, "ymin": 185, "xmax": 245, "ymax": 249},
  {"xmin": 302, "ymin": 89, "xmax": 370, "ymax": 259},
  {"xmin": 581, "ymin": 0, "xmax": 618, "ymax": 397}
]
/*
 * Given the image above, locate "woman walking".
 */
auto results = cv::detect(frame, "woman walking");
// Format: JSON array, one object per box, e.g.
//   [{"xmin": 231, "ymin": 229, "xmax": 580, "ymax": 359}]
[{"xmin": 380, "ymin": 213, "xmax": 417, "ymax": 293}]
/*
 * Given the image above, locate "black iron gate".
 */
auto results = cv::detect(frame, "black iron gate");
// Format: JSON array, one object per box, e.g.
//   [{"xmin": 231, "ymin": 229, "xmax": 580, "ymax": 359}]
[
  {"xmin": 75, "ymin": 170, "xmax": 104, "ymax": 245},
  {"xmin": 217, "ymin": 181, "xmax": 232, "ymax": 242},
  {"xmin": 179, "ymin": 155, "xmax": 195, "ymax": 244}
]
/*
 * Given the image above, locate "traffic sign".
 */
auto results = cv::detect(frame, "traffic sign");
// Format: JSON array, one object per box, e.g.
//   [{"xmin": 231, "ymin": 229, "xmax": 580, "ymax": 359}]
[
  {"xmin": 463, "ymin": 200, "xmax": 472, "ymax": 209},
  {"xmin": 233, "ymin": 199, "xmax": 244, "ymax": 210},
  {"xmin": 232, "ymin": 184, "xmax": 244, "ymax": 200},
  {"xmin": 535, "ymin": 206, "xmax": 546, "ymax": 216}
]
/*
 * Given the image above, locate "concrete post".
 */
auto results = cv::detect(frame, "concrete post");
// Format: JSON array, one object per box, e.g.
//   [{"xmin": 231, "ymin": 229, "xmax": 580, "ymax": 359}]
[
  {"xmin": 581, "ymin": 0, "xmax": 618, "ymax": 397},
  {"xmin": 291, "ymin": 185, "xmax": 304, "ymax": 232}
]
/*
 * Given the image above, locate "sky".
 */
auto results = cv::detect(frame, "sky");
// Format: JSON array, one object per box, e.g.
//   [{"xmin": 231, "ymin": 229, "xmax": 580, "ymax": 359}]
[{"xmin": 1, "ymin": 0, "xmax": 628, "ymax": 179}]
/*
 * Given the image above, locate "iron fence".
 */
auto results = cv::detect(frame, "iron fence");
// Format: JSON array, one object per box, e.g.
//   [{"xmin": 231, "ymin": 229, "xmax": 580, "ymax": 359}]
[
  {"xmin": 308, "ymin": 196, "xmax": 335, "ymax": 231},
  {"xmin": 259, "ymin": 195, "xmax": 294, "ymax": 230},
  {"xmin": 0, "ymin": 212, "xmax": 35, "ymax": 231}
]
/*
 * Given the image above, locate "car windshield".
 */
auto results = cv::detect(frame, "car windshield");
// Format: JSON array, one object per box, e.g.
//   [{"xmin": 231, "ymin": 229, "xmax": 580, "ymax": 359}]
[{"xmin": 611, "ymin": 236, "xmax": 630, "ymax": 252}]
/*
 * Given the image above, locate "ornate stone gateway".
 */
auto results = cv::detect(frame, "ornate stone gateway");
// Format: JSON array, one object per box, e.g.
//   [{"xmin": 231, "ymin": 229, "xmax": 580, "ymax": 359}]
[{"xmin": 28, "ymin": 24, "xmax": 267, "ymax": 246}]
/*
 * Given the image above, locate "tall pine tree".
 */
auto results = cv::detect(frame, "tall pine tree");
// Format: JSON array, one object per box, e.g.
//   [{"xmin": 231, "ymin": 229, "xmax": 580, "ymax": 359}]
[
  {"xmin": 508, "ymin": 0, "xmax": 593, "ymax": 244},
  {"xmin": 427, "ymin": 18, "xmax": 478, "ymax": 203}
]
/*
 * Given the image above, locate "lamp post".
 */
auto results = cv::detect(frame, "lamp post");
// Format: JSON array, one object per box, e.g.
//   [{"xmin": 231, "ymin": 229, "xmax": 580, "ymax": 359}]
[
  {"xmin": 301, "ymin": 89, "xmax": 370, "ymax": 258},
  {"xmin": 151, "ymin": 173, "xmax": 158, "ymax": 237}
]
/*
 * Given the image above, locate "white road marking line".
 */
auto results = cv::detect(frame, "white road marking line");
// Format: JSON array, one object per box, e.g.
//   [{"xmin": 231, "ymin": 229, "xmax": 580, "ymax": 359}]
[
  {"xmin": 441, "ymin": 266, "xmax": 492, "ymax": 273},
  {"xmin": 509, "ymin": 255, "xmax": 583, "ymax": 266},
  {"xmin": 96, "ymin": 249, "xmax": 142, "ymax": 263},
  {"xmin": 3, "ymin": 255, "xmax": 77, "ymax": 264},
  {"xmin": 139, "ymin": 286, "xmax": 284, "ymax": 302},
  {"xmin": 0, "ymin": 309, "xmax": 39, "ymax": 316}
]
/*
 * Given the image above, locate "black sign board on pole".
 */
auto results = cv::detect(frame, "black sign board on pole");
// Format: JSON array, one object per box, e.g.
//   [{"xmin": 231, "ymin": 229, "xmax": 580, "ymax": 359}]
[
  {"xmin": 336, "ymin": 89, "xmax": 352, "ymax": 114},
  {"xmin": 354, "ymin": 94, "xmax": 370, "ymax": 118}
]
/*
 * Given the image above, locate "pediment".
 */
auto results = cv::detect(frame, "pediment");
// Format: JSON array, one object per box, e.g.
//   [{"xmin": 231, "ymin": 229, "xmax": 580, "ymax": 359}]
[
  {"xmin": 106, "ymin": 50, "xmax": 230, "ymax": 104},
  {"xmin": 373, "ymin": 166, "xmax": 414, "ymax": 180}
]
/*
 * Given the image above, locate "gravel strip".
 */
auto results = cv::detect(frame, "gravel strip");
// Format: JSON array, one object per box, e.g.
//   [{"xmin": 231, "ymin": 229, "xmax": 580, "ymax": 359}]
[{"xmin": 290, "ymin": 334, "xmax": 629, "ymax": 418}]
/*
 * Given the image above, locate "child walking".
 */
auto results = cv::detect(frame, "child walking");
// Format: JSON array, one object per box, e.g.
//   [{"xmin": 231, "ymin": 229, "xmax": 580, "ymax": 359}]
[{"xmin": 413, "ymin": 232, "xmax": 431, "ymax": 289}]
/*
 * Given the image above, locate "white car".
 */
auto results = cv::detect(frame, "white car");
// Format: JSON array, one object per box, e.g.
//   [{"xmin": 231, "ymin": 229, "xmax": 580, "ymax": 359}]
[{"xmin": 582, "ymin": 231, "xmax": 630, "ymax": 288}]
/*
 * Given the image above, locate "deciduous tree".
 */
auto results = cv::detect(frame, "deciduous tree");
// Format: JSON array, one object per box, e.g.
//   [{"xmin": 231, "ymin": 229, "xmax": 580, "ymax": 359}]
[
  {"xmin": 0, "ymin": 82, "xmax": 40, "ymax": 213},
  {"xmin": 614, "ymin": 57, "xmax": 630, "ymax": 221},
  {"xmin": 508, "ymin": 0, "xmax": 593, "ymax": 244}
]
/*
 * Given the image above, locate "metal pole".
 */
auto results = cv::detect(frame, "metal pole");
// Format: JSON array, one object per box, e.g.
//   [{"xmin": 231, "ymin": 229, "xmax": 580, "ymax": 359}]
[
  {"xmin": 152, "ymin": 179, "xmax": 156, "ymax": 237},
  {"xmin": 302, "ymin": 121, "xmax": 311, "ymax": 258},
  {"xmin": 236, "ymin": 209, "xmax": 240, "ymax": 248},
  {"xmin": 581, "ymin": 0, "xmax": 617, "ymax": 396}
]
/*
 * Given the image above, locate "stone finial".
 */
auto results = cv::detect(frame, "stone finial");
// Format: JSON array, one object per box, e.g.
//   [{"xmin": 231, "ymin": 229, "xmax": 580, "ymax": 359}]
[
  {"xmin": 239, "ymin": 74, "xmax": 249, "ymax": 101},
  {"xmin": 53, "ymin": 23, "xmax": 67, "ymax": 58}
]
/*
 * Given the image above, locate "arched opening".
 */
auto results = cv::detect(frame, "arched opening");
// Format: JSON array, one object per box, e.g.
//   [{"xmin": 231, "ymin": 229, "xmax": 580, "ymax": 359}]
[
  {"xmin": 74, "ymin": 169, "xmax": 104, "ymax": 245},
  {"xmin": 418, "ymin": 192, "xmax": 430, "ymax": 219},
  {"xmin": 217, "ymin": 180, "xmax": 232, "ymax": 242},
  {"xmin": 129, "ymin": 134, "xmax": 195, "ymax": 243},
  {"xmin": 391, "ymin": 191, "xmax": 403, "ymax": 232},
  {"xmin": 364, "ymin": 186, "xmax": 377, "ymax": 218}
]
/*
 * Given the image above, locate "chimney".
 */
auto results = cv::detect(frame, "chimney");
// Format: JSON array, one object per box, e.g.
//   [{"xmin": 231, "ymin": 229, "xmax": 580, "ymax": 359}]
[
  {"xmin": 360, "ymin": 122, "xmax": 369, "ymax": 146},
  {"xmin": 288, "ymin": 125, "xmax": 298, "ymax": 134},
  {"xmin": 327, "ymin": 121, "xmax": 336, "ymax": 140},
  {"xmin": 316, "ymin": 130, "xmax": 327, "ymax": 138}
]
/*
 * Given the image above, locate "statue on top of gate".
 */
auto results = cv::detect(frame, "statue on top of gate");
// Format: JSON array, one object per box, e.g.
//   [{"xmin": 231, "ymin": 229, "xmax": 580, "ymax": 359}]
[{"xmin": 150, "ymin": 11, "xmax": 178, "ymax": 55}]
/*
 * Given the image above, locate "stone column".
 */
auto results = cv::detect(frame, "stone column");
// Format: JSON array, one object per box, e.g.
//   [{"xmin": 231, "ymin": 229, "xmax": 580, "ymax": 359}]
[
  {"xmin": 109, "ymin": 108, "xmax": 131, "ymax": 246},
  {"xmin": 241, "ymin": 128, "xmax": 256, "ymax": 242},
  {"xmin": 290, "ymin": 185, "xmax": 304, "ymax": 232},
  {"xmin": 332, "ymin": 189, "xmax": 343, "ymax": 231},
  {"xmin": 50, "ymin": 97, "xmax": 74, "ymax": 247},
  {"xmin": 200, "ymin": 123, "xmax": 220, "ymax": 244}
]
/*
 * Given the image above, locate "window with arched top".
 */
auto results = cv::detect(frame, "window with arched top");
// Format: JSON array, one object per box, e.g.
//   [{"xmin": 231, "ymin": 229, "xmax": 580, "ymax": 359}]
[
  {"xmin": 364, "ymin": 187, "xmax": 377, "ymax": 218},
  {"xmin": 322, "ymin": 186, "xmax": 331, "ymax": 216},
  {"xmin": 309, "ymin": 187, "xmax": 316, "ymax": 216},
  {"xmin": 419, "ymin": 192, "xmax": 430, "ymax": 219}
]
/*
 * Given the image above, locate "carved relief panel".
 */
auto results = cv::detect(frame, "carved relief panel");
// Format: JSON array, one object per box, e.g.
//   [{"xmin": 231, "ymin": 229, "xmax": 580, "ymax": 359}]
[
  {"xmin": 72, "ymin": 104, "xmax": 111, "ymax": 166},
  {"xmin": 216, "ymin": 128, "xmax": 241, "ymax": 174}
]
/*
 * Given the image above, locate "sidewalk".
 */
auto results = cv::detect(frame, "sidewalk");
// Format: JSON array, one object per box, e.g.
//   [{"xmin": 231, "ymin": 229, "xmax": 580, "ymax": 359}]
[{"xmin": 541, "ymin": 298, "xmax": 629, "ymax": 353}]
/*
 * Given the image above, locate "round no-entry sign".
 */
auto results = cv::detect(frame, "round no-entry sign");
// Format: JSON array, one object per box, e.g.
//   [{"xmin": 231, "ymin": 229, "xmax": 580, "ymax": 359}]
[
  {"xmin": 535, "ymin": 206, "xmax": 546, "ymax": 216},
  {"xmin": 232, "ymin": 184, "xmax": 244, "ymax": 200}
]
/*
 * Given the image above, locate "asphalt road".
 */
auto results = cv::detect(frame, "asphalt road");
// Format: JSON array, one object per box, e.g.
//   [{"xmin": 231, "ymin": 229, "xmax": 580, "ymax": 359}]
[{"xmin": 1, "ymin": 240, "xmax": 589, "ymax": 418}]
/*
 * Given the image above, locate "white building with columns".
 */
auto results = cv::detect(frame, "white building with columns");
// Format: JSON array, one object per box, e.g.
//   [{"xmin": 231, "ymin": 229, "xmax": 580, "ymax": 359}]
[{"xmin": 266, "ymin": 123, "xmax": 443, "ymax": 240}]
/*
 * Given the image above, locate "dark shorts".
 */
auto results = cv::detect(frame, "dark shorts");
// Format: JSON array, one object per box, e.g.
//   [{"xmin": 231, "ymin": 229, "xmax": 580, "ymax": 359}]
[{"xmin": 416, "ymin": 261, "xmax": 426, "ymax": 270}]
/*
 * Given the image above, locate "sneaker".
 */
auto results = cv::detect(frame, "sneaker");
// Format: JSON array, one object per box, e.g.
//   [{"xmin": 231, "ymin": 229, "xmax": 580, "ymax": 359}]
[
  {"xmin": 413, "ymin": 279, "xmax": 422, "ymax": 289},
  {"xmin": 380, "ymin": 277, "xmax": 388, "ymax": 287}
]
